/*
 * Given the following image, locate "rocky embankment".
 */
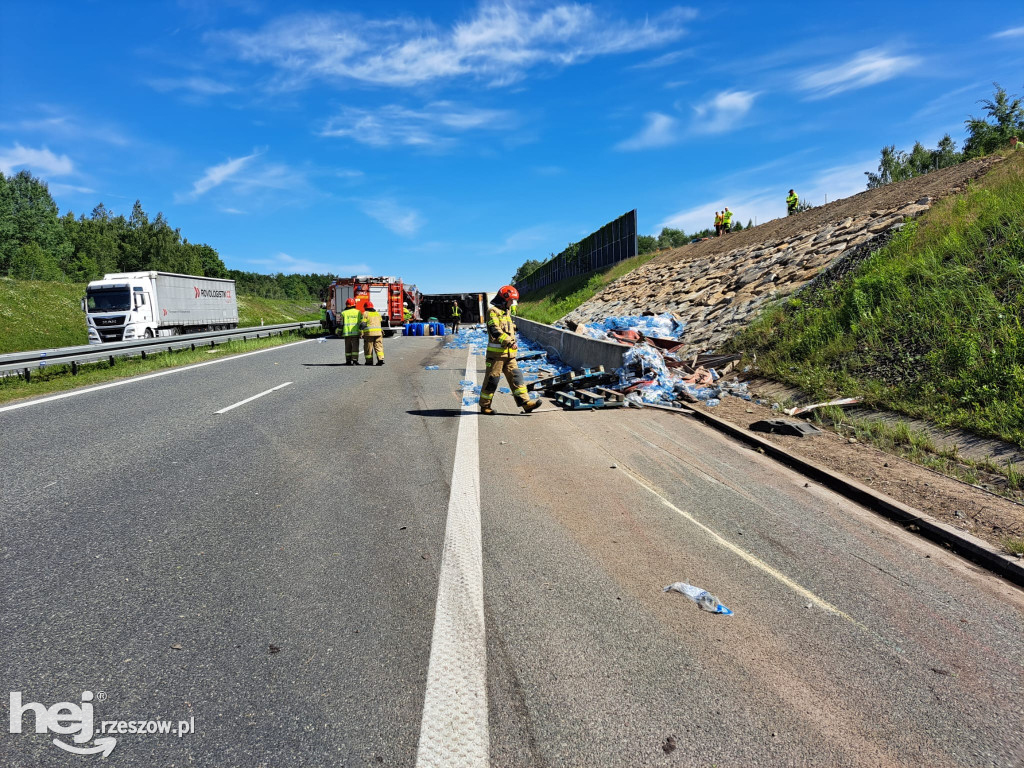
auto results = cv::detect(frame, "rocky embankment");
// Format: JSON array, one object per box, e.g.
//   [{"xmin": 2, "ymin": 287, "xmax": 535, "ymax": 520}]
[{"xmin": 563, "ymin": 156, "xmax": 1002, "ymax": 353}]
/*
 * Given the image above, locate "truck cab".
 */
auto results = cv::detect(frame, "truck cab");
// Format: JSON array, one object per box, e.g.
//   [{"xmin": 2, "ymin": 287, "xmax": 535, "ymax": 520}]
[{"xmin": 84, "ymin": 276, "xmax": 156, "ymax": 344}]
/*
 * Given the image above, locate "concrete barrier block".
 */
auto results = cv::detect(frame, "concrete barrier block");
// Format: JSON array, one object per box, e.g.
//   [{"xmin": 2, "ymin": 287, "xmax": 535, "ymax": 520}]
[{"xmin": 514, "ymin": 317, "xmax": 626, "ymax": 372}]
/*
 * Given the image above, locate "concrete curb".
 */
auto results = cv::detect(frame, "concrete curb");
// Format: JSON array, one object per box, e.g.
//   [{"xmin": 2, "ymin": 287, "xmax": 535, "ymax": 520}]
[{"xmin": 642, "ymin": 402, "xmax": 1024, "ymax": 588}]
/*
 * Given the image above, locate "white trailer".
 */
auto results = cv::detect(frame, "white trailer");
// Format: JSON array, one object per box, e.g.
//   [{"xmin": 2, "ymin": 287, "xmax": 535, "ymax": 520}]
[{"xmin": 84, "ymin": 271, "xmax": 238, "ymax": 344}]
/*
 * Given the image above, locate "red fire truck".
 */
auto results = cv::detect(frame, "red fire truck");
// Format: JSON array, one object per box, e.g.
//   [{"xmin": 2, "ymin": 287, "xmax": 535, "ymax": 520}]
[{"xmin": 324, "ymin": 276, "xmax": 419, "ymax": 336}]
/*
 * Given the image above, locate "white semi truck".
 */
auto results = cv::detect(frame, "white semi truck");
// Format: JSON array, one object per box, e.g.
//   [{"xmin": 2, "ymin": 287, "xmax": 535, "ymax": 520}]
[{"xmin": 84, "ymin": 271, "xmax": 239, "ymax": 344}]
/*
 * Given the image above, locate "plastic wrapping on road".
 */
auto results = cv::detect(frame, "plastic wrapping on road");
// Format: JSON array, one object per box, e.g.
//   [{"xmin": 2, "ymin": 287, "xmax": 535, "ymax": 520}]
[
  {"xmin": 424, "ymin": 365, "xmax": 440, "ymax": 370},
  {"xmin": 663, "ymin": 582, "xmax": 733, "ymax": 615},
  {"xmin": 568, "ymin": 314, "xmax": 753, "ymax": 409},
  {"xmin": 578, "ymin": 313, "xmax": 685, "ymax": 341}
]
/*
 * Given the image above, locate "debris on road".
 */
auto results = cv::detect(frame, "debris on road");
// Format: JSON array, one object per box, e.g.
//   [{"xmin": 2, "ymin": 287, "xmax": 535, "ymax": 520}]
[
  {"xmin": 663, "ymin": 582, "xmax": 734, "ymax": 615},
  {"xmin": 424, "ymin": 365, "xmax": 440, "ymax": 370},
  {"xmin": 784, "ymin": 396, "xmax": 863, "ymax": 416}
]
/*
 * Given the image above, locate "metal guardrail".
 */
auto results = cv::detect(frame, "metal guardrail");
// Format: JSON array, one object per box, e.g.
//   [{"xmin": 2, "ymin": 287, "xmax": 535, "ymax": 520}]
[{"xmin": 0, "ymin": 322, "xmax": 322, "ymax": 379}]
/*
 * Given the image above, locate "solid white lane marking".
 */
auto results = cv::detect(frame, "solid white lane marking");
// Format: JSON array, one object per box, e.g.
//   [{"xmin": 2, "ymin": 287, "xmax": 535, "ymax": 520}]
[
  {"xmin": 214, "ymin": 382, "xmax": 292, "ymax": 414},
  {"xmin": 618, "ymin": 463, "xmax": 861, "ymax": 626},
  {"xmin": 0, "ymin": 339, "xmax": 312, "ymax": 415},
  {"xmin": 415, "ymin": 347, "xmax": 489, "ymax": 768},
  {"xmin": 561, "ymin": 415, "xmax": 861, "ymax": 626}
]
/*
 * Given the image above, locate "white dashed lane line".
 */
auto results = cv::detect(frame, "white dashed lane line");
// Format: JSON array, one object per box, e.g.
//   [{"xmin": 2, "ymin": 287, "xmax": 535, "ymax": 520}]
[{"xmin": 214, "ymin": 381, "xmax": 293, "ymax": 414}]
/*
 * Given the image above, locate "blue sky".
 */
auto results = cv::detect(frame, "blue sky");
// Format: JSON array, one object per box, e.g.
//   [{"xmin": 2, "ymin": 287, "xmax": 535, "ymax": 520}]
[{"xmin": 1, "ymin": 2, "xmax": 1022, "ymax": 293}]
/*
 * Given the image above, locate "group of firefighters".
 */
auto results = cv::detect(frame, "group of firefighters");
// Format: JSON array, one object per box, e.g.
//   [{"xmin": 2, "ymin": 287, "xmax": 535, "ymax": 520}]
[
  {"xmin": 319, "ymin": 299, "xmax": 386, "ymax": 366},
  {"xmin": 319, "ymin": 287, "xmax": 538, "ymax": 414}
]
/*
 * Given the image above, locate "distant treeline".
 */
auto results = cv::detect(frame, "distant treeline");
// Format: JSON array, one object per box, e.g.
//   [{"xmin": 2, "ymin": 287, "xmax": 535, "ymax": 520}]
[{"xmin": 0, "ymin": 171, "xmax": 335, "ymax": 300}]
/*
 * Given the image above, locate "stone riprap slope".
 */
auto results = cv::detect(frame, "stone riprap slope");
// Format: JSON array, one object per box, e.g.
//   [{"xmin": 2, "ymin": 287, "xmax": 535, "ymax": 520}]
[{"xmin": 563, "ymin": 157, "xmax": 1003, "ymax": 354}]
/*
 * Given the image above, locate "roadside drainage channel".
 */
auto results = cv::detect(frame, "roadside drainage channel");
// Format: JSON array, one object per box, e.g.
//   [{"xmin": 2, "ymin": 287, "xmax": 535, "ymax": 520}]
[
  {"xmin": 512, "ymin": 318, "xmax": 1024, "ymax": 588},
  {"xmin": 644, "ymin": 402, "xmax": 1024, "ymax": 589},
  {"xmin": 743, "ymin": 376, "xmax": 1024, "ymax": 473}
]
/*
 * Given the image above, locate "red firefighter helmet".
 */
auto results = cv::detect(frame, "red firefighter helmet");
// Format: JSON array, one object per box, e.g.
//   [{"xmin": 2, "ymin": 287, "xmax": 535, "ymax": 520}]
[
  {"xmin": 345, "ymin": 298, "xmax": 356, "ymax": 308},
  {"xmin": 498, "ymin": 285, "xmax": 519, "ymax": 304},
  {"xmin": 365, "ymin": 301, "xmax": 375, "ymax": 310}
]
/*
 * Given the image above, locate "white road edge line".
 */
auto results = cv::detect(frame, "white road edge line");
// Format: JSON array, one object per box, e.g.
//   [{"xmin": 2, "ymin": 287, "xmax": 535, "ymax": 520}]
[
  {"xmin": 215, "ymin": 382, "xmax": 292, "ymax": 414},
  {"xmin": 415, "ymin": 347, "xmax": 489, "ymax": 768},
  {"xmin": 617, "ymin": 462, "xmax": 863, "ymax": 627},
  {"xmin": 0, "ymin": 339, "xmax": 312, "ymax": 415}
]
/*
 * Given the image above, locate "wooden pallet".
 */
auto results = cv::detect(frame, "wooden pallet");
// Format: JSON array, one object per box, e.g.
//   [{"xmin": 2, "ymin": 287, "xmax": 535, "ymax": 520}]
[{"xmin": 555, "ymin": 387, "xmax": 626, "ymax": 410}]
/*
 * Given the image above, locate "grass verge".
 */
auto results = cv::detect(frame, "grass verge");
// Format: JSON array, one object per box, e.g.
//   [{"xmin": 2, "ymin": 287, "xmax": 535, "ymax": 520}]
[
  {"xmin": 1003, "ymin": 536, "xmax": 1024, "ymax": 556},
  {"xmin": 808, "ymin": 406, "xmax": 1024, "ymax": 503},
  {"xmin": 0, "ymin": 328, "xmax": 320, "ymax": 407},
  {"xmin": 516, "ymin": 251, "xmax": 660, "ymax": 324},
  {"xmin": 729, "ymin": 152, "xmax": 1024, "ymax": 449}
]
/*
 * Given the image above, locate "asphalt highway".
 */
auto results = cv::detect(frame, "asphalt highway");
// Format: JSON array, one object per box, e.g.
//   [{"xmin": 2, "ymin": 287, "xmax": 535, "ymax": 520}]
[{"xmin": 1, "ymin": 332, "xmax": 1021, "ymax": 767}]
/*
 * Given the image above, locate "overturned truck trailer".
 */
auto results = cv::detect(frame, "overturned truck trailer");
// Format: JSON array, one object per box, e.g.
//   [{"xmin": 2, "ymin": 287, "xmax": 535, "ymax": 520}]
[{"xmin": 418, "ymin": 292, "xmax": 491, "ymax": 325}]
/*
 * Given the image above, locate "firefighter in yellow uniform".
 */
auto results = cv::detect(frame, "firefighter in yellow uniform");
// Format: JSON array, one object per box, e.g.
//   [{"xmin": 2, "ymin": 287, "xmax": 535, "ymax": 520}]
[
  {"xmin": 480, "ymin": 285, "xmax": 540, "ymax": 415},
  {"xmin": 340, "ymin": 298, "xmax": 361, "ymax": 365},
  {"xmin": 360, "ymin": 301, "xmax": 385, "ymax": 366}
]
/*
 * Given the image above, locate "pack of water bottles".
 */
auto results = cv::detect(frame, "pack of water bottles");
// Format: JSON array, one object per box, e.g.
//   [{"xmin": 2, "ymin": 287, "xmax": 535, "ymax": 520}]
[{"xmin": 576, "ymin": 313, "xmax": 684, "ymax": 340}]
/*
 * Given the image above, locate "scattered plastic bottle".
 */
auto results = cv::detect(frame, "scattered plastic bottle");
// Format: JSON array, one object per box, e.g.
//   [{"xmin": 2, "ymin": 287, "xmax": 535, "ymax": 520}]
[
  {"xmin": 425, "ymin": 365, "xmax": 440, "ymax": 370},
  {"xmin": 663, "ymin": 582, "xmax": 733, "ymax": 615},
  {"xmin": 705, "ymin": 398, "xmax": 720, "ymax": 407}
]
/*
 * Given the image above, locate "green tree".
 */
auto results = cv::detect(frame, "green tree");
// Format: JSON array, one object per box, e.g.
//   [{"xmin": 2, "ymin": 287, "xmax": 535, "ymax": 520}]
[
  {"xmin": 963, "ymin": 84, "xmax": 1024, "ymax": 158},
  {"xmin": 656, "ymin": 227, "xmax": 688, "ymax": 249},
  {"xmin": 10, "ymin": 241, "xmax": 64, "ymax": 280},
  {"xmin": 0, "ymin": 170, "xmax": 71, "ymax": 277},
  {"xmin": 637, "ymin": 234, "xmax": 657, "ymax": 254},
  {"xmin": 934, "ymin": 134, "xmax": 961, "ymax": 169},
  {"xmin": 866, "ymin": 145, "xmax": 910, "ymax": 188},
  {"xmin": 512, "ymin": 258, "xmax": 543, "ymax": 284}
]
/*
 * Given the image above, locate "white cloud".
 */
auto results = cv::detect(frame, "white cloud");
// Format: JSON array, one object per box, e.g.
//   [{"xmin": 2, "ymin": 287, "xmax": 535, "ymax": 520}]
[
  {"xmin": 798, "ymin": 48, "xmax": 920, "ymax": 99},
  {"xmin": 0, "ymin": 143, "xmax": 74, "ymax": 176},
  {"xmin": 190, "ymin": 149, "xmax": 262, "ymax": 196},
  {"xmin": 246, "ymin": 252, "xmax": 373, "ymax": 275},
  {"xmin": 220, "ymin": 207, "xmax": 247, "ymax": 214},
  {"xmin": 992, "ymin": 26, "xmax": 1024, "ymax": 38},
  {"xmin": 147, "ymin": 76, "xmax": 236, "ymax": 95},
  {"xmin": 213, "ymin": 3, "xmax": 696, "ymax": 89},
  {"xmin": 0, "ymin": 112, "xmax": 132, "ymax": 147},
  {"xmin": 616, "ymin": 112, "xmax": 678, "ymax": 151},
  {"xmin": 49, "ymin": 183, "xmax": 96, "ymax": 196},
  {"xmin": 358, "ymin": 198, "xmax": 424, "ymax": 236},
  {"xmin": 321, "ymin": 102, "xmax": 513, "ymax": 148},
  {"xmin": 692, "ymin": 90, "xmax": 756, "ymax": 134},
  {"xmin": 493, "ymin": 224, "xmax": 560, "ymax": 254},
  {"xmin": 630, "ymin": 49, "xmax": 692, "ymax": 70}
]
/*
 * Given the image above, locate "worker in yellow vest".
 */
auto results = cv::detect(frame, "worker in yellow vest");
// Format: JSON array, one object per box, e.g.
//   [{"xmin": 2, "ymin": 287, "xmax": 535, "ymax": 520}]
[
  {"xmin": 480, "ymin": 285, "xmax": 540, "ymax": 415},
  {"xmin": 360, "ymin": 301, "xmax": 385, "ymax": 366},
  {"xmin": 714, "ymin": 211, "xmax": 723, "ymax": 237},
  {"xmin": 340, "ymin": 298, "xmax": 361, "ymax": 365},
  {"xmin": 450, "ymin": 300, "xmax": 462, "ymax": 334},
  {"xmin": 787, "ymin": 189, "xmax": 799, "ymax": 215},
  {"xmin": 722, "ymin": 207, "xmax": 733, "ymax": 233}
]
